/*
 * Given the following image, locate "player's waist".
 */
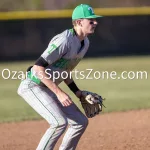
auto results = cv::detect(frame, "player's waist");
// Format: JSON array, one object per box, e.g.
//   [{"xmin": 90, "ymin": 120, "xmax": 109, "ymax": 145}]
[
  {"xmin": 27, "ymin": 70, "xmax": 63, "ymax": 86},
  {"xmin": 27, "ymin": 70, "xmax": 41, "ymax": 85},
  {"xmin": 26, "ymin": 66, "xmax": 64, "ymax": 85}
]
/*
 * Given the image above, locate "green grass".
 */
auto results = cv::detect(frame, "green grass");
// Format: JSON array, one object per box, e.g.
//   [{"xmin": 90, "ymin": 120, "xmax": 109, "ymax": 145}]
[{"xmin": 0, "ymin": 56, "xmax": 150, "ymax": 123}]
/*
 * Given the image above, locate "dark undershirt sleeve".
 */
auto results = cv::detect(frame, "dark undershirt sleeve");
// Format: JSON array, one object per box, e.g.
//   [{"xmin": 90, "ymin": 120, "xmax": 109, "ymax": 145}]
[{"xmin": 35, "ymin": 56, "xmax": 49, "ymax": 67}]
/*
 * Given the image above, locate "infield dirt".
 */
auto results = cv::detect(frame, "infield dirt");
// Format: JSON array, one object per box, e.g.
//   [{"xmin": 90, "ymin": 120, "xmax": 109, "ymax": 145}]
[{"xmin": 0, "ymin": 109, "xmax": 150, "ymax": 150}]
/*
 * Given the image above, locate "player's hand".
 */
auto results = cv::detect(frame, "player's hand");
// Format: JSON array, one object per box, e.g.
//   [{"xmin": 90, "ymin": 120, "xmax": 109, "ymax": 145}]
[{"xmin": 57, "ymin": 92, "xmax": 73, "ymax": 107}]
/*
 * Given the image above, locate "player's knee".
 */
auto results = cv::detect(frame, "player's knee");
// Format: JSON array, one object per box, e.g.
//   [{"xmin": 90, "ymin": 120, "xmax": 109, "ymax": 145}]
[
  {"xmin": 83, "ymin": 116, "xmax": 89, "ymax": 127},
  {"xmin": 52, "ymin": 119, "xmax": 68, "ymax": 130},
  {"xmin": 58, "ymin": 121, "xmax": 68, "ymax": 130},
  {"xmin": 79, "ymin": 116, "xmax": 89, "ymax": 128}
]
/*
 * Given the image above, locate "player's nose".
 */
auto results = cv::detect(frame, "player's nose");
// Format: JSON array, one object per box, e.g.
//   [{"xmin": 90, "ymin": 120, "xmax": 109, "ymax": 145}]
[{"xmin": 94, "ymin": 20, "xmax": 98, "ymax": 25}]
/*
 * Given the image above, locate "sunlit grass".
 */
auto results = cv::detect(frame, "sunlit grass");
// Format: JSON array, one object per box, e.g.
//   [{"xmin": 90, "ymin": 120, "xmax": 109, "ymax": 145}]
[{"xmin": 0, "ymin": 56, "xmax": 150, "ymax": 122}]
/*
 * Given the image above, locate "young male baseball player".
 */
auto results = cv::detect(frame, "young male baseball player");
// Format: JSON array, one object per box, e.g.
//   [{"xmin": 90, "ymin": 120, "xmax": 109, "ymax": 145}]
[{"xmin": 18, "ymin": 4, "xmax": 102, "ymax": 150}]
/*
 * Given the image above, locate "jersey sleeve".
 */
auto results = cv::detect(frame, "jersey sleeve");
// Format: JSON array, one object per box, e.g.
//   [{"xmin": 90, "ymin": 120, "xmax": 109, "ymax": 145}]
[{"xmin": 41, "ymin": 37, "xmax": 68, "ymax": 65}]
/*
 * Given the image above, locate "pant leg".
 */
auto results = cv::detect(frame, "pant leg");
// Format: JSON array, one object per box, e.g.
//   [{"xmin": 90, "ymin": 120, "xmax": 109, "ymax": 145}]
[
  {"xmin": 56, "ymin": 101, "xmax": 89, "ymax": 150},
  {"xmin": 17, "ymin": 79, "xmax": 68, "ymax": 150}
]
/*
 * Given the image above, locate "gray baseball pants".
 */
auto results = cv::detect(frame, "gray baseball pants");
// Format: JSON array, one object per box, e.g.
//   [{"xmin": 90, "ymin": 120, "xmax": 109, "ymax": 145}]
[{"xmin": 17, "ymin": 78, "xmax": 88, "ymax": 150}]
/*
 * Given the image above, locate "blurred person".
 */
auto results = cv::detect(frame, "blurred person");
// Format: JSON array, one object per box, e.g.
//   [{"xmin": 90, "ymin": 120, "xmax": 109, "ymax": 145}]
[{"xmin": 17, "ymin": 4, "xmax": 102, "ymax": 150}]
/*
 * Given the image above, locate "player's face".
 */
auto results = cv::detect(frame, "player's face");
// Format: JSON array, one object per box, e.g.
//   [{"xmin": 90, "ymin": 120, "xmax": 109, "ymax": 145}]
[{"xmin": 81, "ymin": 18, "xmax": 98, "ymax": 34}]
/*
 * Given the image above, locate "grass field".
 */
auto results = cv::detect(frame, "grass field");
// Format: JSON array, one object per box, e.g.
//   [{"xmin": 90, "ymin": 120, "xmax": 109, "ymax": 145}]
[{"xmin": 0, "ymin": 56, "xmax": 150, "ymax": 123}]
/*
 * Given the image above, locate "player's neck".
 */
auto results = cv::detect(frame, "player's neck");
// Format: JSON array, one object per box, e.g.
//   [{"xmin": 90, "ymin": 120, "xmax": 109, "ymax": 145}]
[{"xmin": 74, "ymin": 27, "xmax": 87, "ymax": 41}]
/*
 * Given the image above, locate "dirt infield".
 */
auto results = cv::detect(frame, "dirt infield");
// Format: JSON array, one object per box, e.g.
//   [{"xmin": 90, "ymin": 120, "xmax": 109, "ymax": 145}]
[{"xmin": 0, "ymin": 109, "xmax": 150, "ymax": 150}]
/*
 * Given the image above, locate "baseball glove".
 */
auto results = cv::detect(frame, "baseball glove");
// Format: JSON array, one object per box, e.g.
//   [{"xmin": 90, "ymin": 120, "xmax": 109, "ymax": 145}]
[{"xmin": 80, "ymin": 91, "xmax": 105, "ymax": 118}]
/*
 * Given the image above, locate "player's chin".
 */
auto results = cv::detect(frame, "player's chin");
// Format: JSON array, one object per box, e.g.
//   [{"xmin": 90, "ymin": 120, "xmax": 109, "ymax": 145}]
[{"xmin": 89, "ymin": 28, "xmax": 96, "ymax": 34}]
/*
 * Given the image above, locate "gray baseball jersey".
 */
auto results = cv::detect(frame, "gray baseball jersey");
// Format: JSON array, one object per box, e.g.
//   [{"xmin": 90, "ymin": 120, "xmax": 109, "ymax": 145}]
[{"xmin": 32, "ymin": 28, "xmax": 89, "ymax": 85}]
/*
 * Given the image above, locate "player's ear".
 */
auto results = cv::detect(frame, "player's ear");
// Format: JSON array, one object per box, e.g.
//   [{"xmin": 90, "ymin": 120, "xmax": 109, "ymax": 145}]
[
  {"xmin": 72, "ymin": 20, "xmax": 76, "ymax": 26},
  {"xmin": 76, "ymin": 19, "xmax": 83, "ymax": 27}
]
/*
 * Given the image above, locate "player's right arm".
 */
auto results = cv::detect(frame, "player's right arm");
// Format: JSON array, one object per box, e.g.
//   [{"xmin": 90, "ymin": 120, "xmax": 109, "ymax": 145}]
[
  {"xmin": 33, "ymin": 65, "xmax": 72, "ymax": 107},
  {"xmin": 32, "ymin": 37, "xmax": 72, "ymax": 107}
]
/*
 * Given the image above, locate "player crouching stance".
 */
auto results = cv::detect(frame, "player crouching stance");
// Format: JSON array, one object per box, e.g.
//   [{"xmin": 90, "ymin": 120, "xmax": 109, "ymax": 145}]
[{"xmin": 18, "ymin": 4, "xmax": 104, "ymax": 150}]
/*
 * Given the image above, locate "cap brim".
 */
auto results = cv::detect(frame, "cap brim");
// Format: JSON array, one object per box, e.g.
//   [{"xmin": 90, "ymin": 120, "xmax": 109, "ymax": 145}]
[{"xmin": 85, "ymin": 15, "xmax": 103, "ymax": 18}]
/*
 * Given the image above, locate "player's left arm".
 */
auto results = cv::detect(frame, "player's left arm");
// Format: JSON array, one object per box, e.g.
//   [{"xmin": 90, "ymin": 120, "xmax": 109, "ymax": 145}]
[
  {"xmin": 64, "ymin": 73, "xmax": 82, "ymax": 98},
  {"xmin": 64, "ymin": 38, "xmax": 89, "ymax": 98}
]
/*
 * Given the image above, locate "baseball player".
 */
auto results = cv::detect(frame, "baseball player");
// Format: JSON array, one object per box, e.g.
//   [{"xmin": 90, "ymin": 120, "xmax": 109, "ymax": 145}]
[{"xmin": 18, "ymin": 4, "xmax": 102, "ymax": 150}]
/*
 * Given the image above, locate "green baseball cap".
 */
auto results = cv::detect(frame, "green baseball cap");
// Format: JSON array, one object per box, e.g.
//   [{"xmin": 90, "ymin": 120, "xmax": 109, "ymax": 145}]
[{"xmin": 72, "ymin": 4, "xmax": 102, "ymax": 20}]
